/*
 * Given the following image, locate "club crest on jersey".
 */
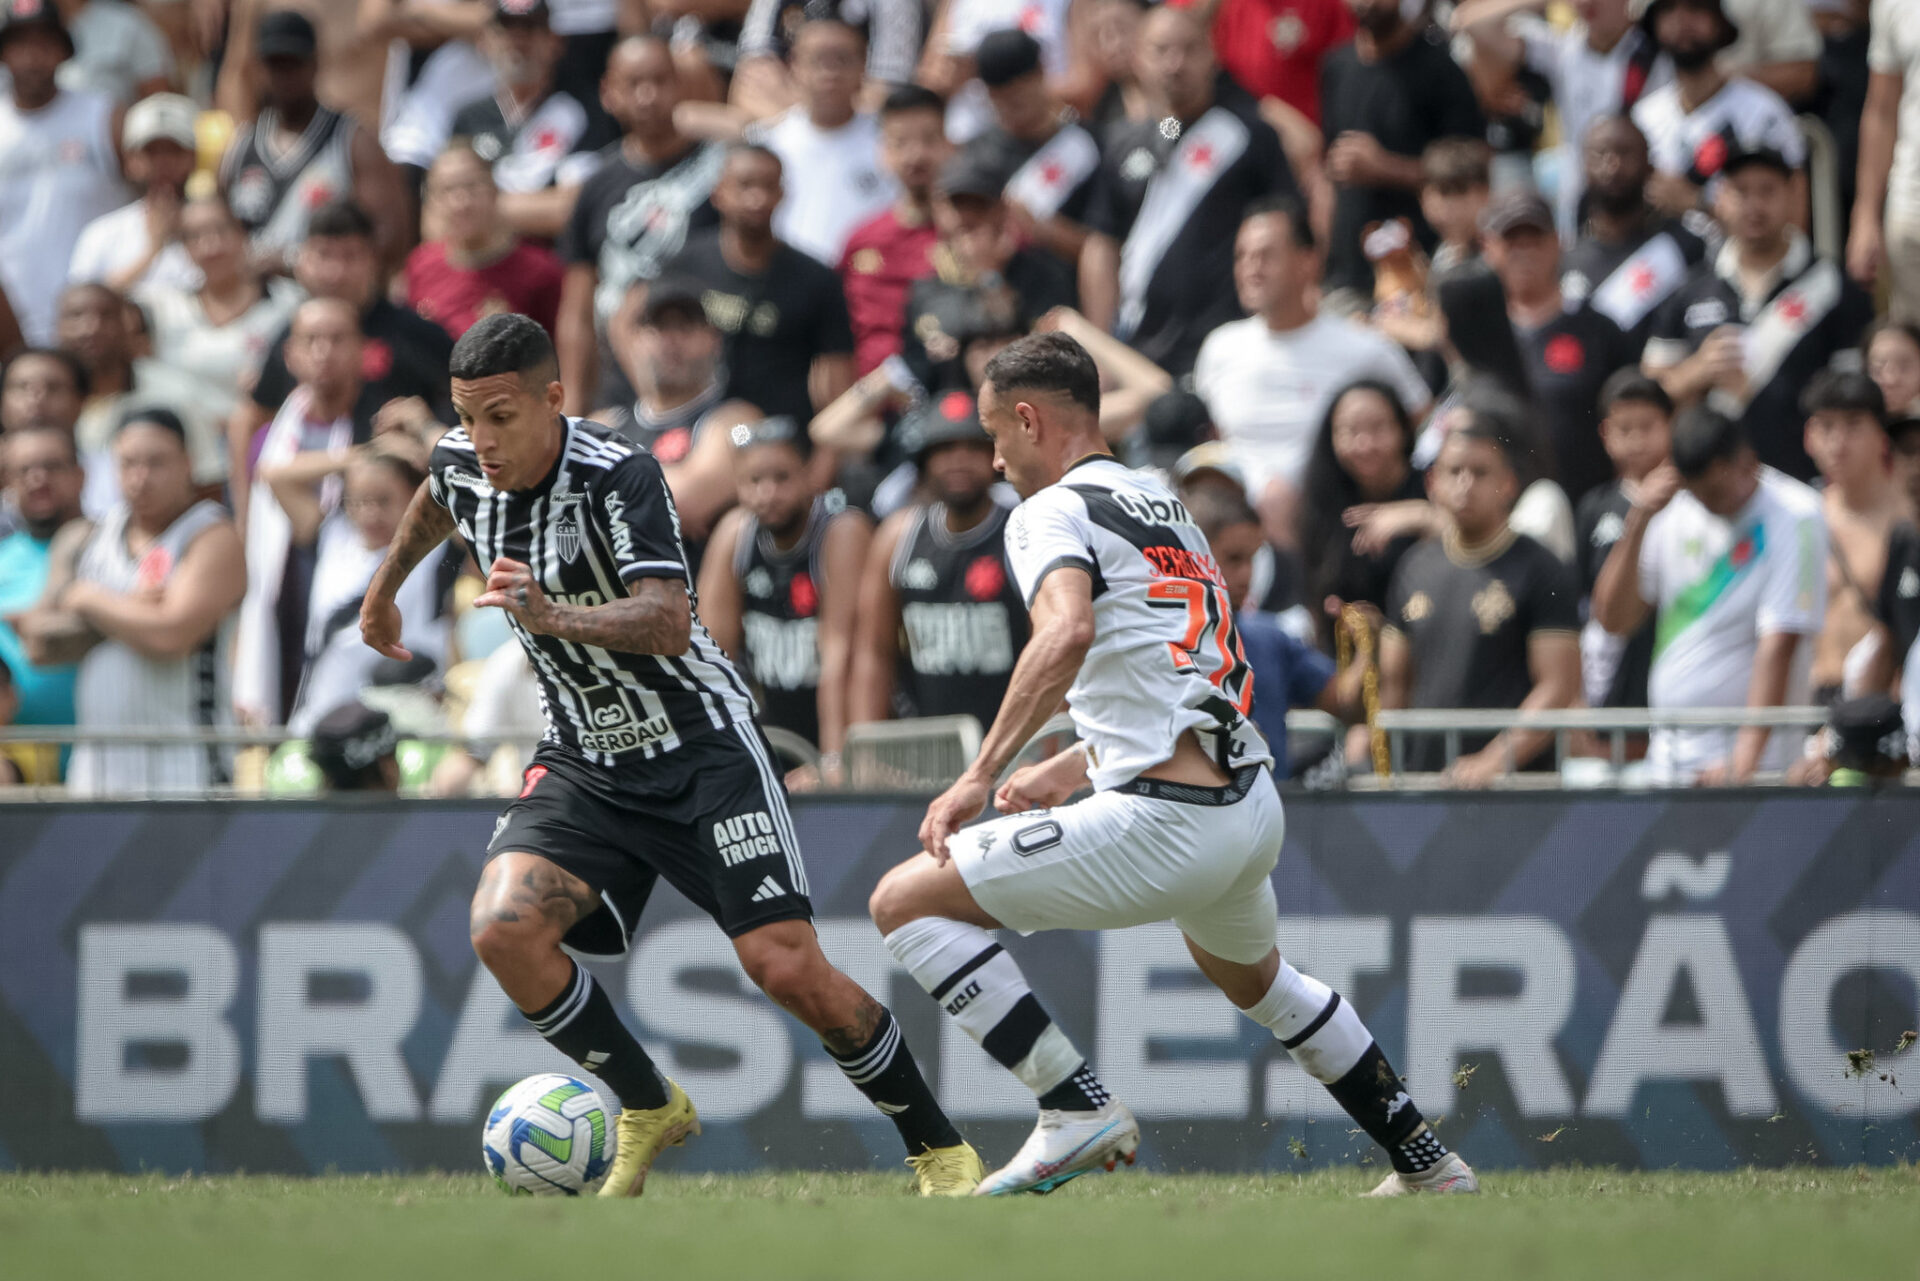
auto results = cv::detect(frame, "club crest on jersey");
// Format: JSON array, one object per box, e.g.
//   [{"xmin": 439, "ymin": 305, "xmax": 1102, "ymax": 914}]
[{"xmin": 555, "ymin": 509, "xmax": 581, "ymax": 562}]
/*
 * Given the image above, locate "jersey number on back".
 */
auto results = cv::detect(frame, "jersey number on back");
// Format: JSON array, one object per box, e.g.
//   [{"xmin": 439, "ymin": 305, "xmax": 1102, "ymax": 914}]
[{"xmin": 1145, "ymin": 579, "xmax": 1254, "ymax": 714}]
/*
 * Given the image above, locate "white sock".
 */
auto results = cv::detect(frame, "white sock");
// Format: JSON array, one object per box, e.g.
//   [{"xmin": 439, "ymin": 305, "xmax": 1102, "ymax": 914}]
[
  {"xmin": 1243, "ymin": 959, "xmax": 1372, "ymax": 1083},
  {"xmin": 884, "ymin": 917, "xmax": 1084, "ymax": 1097}
]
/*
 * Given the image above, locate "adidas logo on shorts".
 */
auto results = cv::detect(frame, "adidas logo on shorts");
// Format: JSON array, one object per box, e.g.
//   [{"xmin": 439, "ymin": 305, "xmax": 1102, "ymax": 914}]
[{"xmin": 748, "ymin": 876, "xmax": 786, "ymax": 903}]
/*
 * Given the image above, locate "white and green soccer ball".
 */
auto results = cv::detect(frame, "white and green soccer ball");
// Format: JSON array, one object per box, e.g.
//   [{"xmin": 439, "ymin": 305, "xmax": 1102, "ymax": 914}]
[{"xmin": 482, "ymin": 1074, "xmax": 616, "ymax": 1195}]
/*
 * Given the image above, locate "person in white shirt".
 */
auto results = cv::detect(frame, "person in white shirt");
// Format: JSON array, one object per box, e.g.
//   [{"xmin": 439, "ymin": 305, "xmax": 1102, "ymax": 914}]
[
  {"xmin": 922, "ymin": 0, "xmax": 1073, "ymax": 144},
  {"xmin": 1852, "ymin": 0, "xmax": 1920, "ymax": 325},
  {"xmin": 68, "ymin": 92, "xmax": 201, "ymax": 296},
  {"xmin": 1717, "ymin": 0, "xmax": 1820, "ymax": 107},
  {"xmin": 57, "ymin": 0, "xmax": 172, "ymax": 103},
  {"xmin": 753, "ymin": 18, "xmax": 897, "ymax": 268},
  {"xmin": 1631, "ymin": 0, "xmax": 1805, "ymax": 219},
  {"xmin": 1192, "ymin": 195, "xmax": 1431, "ymax": 544},
  {"xmin": 1591, "ymin": 403, "xmax": 1826, "ymax": 784}
]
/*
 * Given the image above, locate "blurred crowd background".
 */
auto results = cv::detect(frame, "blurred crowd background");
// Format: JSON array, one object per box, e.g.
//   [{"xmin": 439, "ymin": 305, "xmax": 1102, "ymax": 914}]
[{"xmin": 1, "ymin": 0, "xmax": 1916, "ymax": 797}]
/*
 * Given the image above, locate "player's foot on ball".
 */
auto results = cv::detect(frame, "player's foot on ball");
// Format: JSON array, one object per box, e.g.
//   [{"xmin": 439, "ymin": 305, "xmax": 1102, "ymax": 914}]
[
  {"xmin": 1364, "ymin": 1153, "xmax": 1479, "ymax": 1197},
  {"xmin": 973, "ymin": 1101, "xmax": 1139, "ymax": 1196},
  {"xmin": 596, "ymin": 1079, "xmax": 700, "ymax": 1198},
  {"xmin": 908, "ymin": 1142, "xmax": 985, "ymax": 1196}
]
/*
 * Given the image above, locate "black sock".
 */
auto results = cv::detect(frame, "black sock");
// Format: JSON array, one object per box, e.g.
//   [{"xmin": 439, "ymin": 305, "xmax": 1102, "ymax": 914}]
[
  {"xmin": 1036, "ymin": 1062, "xmax": 1110, "ymax": 1113},
  {"xmin": 525, "ymin": 961, "xmax": 670, "ymax": 1111},
  {"xmin": 1323, "ymin": 1042, "xmax": 1447, "ymax": 1175},
  {"xmin": 825, "ymin": 1007, "xmax": 963, "ymax": 1154}
]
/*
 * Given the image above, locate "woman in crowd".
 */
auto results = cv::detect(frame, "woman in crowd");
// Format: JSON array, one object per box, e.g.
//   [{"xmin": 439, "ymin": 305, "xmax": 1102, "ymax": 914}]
[
  {"xmin": 1866, "ymin": 320, "xmax": 1920, "ymax": 421},
  {"xmin": 1298, "ymin": 380, "xmax": 1426, "ymax": 644}
]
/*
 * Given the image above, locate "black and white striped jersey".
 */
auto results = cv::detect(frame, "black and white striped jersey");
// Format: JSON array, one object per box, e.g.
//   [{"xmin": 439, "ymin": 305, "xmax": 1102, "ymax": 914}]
[{"xmin": 428, "ymin": 416, "xmax": 757, "ymax": 770}]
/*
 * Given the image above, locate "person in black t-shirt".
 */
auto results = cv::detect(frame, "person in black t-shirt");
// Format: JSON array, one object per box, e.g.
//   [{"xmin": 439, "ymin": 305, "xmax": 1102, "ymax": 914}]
[
  {"xmin": 1381, "ymin": 406, "xmax": 1582, "ymax": 784},
  {"xmin": 1481, "ymin": 188, "xmax": 1638, "ymax": 505},
  {"xmin": 663, "ymin": 144, "xmax": 857, "ymax": 427},
  {"xmin": 1319, "ymin": 5, "xmax": 1485, "ymax": 302},
  {"xmin": 962, "ymin": 29, "xmax": 1103, "ymax": 268},
  {"xmin": 1575, "ymin": 371, "xmax": 1673, "ymax": 713},
  {"xmin": 1080, "ymin": 5, "xmax": 1296, "ymax": 378},
  {"xmin": 1561, "ymin": 115, "xmax": 1708, "ymax": 346},
  {"xmin": 556, "ymin": 36, "xmax": 725, "ymax": 415}
]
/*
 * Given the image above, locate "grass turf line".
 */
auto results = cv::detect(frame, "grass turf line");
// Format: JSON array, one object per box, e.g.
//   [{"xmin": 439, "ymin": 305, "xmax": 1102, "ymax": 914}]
[{"xmin": 2, "ymin": 1168, "xmax": 1915, "ymax": 1281}]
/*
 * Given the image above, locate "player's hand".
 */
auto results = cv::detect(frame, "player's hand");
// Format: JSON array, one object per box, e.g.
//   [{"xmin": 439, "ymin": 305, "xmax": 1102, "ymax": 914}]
[
  {"xmin": 359, "ymin": 593, "xmax": 412, "ymax": 660},
  {"xmin": 920, "ymin": 772, "xmax": 994, "ymax": 864},
  {"xmin": 995, "ymin": 749, "xmax": 1087, "ymax": 814},
  {"xmin": 1631, "ymin": 463, "xmax": 1683, "ymax": 516},
  {"xmin": 473, "ymin": 557, "xmax": 556, "ymax": 633}
]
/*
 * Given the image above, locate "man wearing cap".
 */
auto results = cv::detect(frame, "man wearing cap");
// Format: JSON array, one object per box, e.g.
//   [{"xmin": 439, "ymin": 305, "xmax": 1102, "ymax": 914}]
[
  {"xmin": 840, "ymin": 85, "xmax": 948, "ymax": 377},
  {"xmin": 1481, "ymin": 186, "xmax": 1638, "ymax": 505},
  {"xmin": 851, "ymin": 389, "xmax": 1027, "ymax": 729},
  {"xmin": 0, "ymin": 0, "xmax": 127, "ymax": 346},
  {"xmin": 1082, "ymin": 5, "xmax": 1295, "ymax": 378},
  {"xmin": 217, "ymin": 8, "xmax": 409, "ymax": 275},
  {"xmin": 67, "ymin": 92, "xmax": 200, "ymax": 296},
  {"xmin": 307, "ymin": 701, "xmax": 404, "ymax": 793},
  {"xmin": 1643, "ymin": 141, "xmax": 1872, "ymax": 479},
  {"xmin": 1630, "ymin": 0, "xmax": 1804, "ymax": 218},
  {"xmin": 961, "ymin": 28, "xmax": 1101, "ymax": 267}
]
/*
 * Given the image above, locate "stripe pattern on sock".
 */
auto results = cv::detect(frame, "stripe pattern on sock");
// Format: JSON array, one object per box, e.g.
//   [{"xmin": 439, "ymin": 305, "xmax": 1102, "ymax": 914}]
[
  {"xmin": 830, "ymin": 1011, "xmax": 903, "ymax": 1086},
  {"xmin": 529, "ymin": 962, "xmax": 593, "ymax": 1037}
]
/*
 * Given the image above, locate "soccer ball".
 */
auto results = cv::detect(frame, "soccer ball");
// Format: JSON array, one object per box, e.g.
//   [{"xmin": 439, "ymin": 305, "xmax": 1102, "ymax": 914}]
[{"xmin": 482, "ymin": 1073, "xmax": 617, "ymax": 1195}]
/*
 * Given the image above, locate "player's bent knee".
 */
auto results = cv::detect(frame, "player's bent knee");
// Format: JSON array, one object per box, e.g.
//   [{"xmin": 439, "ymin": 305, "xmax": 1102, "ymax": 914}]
[
  {"xmin": 469, "ymin": 910, "xmax": 561, "ymax": 975},
  {"xmin": 868, "ymin": 861, "xmax": 925, "ymax": 936},
  {"xmin": 737, "ymin": 936, "xmax": 825, "ymax": 1008}
]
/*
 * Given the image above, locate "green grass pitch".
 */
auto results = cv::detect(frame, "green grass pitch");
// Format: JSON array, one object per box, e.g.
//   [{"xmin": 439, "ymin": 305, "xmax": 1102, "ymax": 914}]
[{"xmin": 4, "ymin": 1168, "xmax": 1916, "ymax": 1280}]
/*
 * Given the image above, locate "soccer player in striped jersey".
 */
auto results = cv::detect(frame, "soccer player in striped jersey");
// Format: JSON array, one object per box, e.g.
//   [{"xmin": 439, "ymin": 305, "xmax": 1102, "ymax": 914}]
[{"xmin": 359, "ymin": 313, "xmax": 981, "ymax": 1197}]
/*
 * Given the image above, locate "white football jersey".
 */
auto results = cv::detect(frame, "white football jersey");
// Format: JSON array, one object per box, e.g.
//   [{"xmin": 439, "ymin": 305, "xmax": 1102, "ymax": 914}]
[{"xmin": 1005, "ymin": 456, "xmax": 1271, "ymax": 790}]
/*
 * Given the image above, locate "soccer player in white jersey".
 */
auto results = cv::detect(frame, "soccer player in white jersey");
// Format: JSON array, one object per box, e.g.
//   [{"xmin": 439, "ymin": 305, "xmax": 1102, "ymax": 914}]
[{"xmin": 869, "ymin": 333, "xmax": 1478, "ymax": 1197}]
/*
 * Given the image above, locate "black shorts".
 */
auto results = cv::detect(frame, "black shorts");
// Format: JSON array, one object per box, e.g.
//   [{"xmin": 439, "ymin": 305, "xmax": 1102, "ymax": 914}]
[{"xmin": 485, "ymin": 724, "xmax": 813, "ymax": 956}]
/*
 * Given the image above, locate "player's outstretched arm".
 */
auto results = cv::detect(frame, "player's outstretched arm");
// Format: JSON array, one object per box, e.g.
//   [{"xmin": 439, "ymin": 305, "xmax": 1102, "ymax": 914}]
[
  {"xmin": 361, "ymin": 479, "xmax": 457, "ymax": 659},
  {"xmin": 474, "ymin": 558, "xmax": 693, "ymax": 656}
]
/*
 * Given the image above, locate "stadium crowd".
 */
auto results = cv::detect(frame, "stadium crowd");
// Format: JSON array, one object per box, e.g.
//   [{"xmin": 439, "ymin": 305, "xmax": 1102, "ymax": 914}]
[{"xmin": 0, "ymin": 0, "xmax": 1916, "ymax": 795}]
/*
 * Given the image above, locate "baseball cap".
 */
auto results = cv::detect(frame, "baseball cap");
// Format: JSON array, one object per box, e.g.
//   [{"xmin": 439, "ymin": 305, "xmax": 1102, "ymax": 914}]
[
  {"xmin": 124, "ymin": 93, "xmax": 200, "ymax": 152},
  {"xmin": 308, "ymin": 702, "xmax": 399, "ymax": 790},
  {"xmin": 640, "ymin": 276, "xmax": 712, "ymax": 326},
  {"xmin": 902, "ymin": 390, "xmax": 989, "ymax": 461},
  {"xmin": 256, "ymin": 9, "xmax": 318, "ymax": 61},
  {"xmin": 1824, "ymin": 694, "xmax": 1909, "ymax": 776},
  {"xmin": 1638, "ymin": 0, "xmax": 1739, "ymax": 47},
  {"xmin": 937, "ymin": 151, "xmax": 1005, "ymax": 202},
  {"xmin": 1479, "ymin": 188, "xmax": 1556, "ymax": 237},
  {"xmin": 1720, "ymin": 140, "xmax": 1794, "ymax": 178},
  {"xmin": 0, "ymin": 0, "xmax": 73, "ymax": 56},
  {"xmin": 1171, "ymin": 440, "xmax": 1245, "ymax": 490},
  {"xmin": 494, "ymin": 0, "xmax": 552, "ymax": 25},
  {"xmin": 975, "ymin": 29, "xmax": 1043, "ymax": 87}
]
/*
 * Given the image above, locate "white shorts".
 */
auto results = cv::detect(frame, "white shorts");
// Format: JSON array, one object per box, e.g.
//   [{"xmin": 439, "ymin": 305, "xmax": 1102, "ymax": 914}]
[{"xmin": 948, "ymin": 766, "xmax": 1284, "ymax": 965}]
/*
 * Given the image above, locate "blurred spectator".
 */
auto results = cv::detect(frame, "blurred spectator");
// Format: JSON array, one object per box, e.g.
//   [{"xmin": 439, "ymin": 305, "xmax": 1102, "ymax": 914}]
[
  {"xmin": 235, "ymin": 297, "xmax": 364, "ymax": 727},
  {"xmin": 599, "ymin": 274, "xmax": 750, "ymax": 542},
  {"xmin": 1480, "ymin": 187, "xmax": 1637, "ymax": 505},
  {"xmin": 840, "ymin": 84, "xmax": 947, "ymax": 376},
  {"xmin": 217, "ymin": 0, "xmax": 389, "ymax": 129},
  {"xmin": 307, "ymin": 701, "xmax": 402, "ymax": 792},
  {"xmin": 926, "ymin": 0, "xmax": 1074, "ymax": 144},
  {"xmin": 0, "ymin": 347, "xmax": 86, "ymax": 440},
  {"xmin": 558, "ymin": 35, "xmax": 724, "ymax": 413},
  {"xmin": 1419, "ymin": 138, "xmax": 1492, "ymax": 277},
  {"xmin": 232, "ymin": 201, "xmax": 456, "ymax": 524},
  {"xmin": 899, "ymin": 152, "xmax": 1075, "ymax": 395},
  {"xmin": 699, "ymin": 416, "xmax": 870, "ymax": 779},
  {"xmin": 0, "ymin": 653, "xmax": 56, "ymax": 784},
  {"xmin": 850, "ymin": 391, "xmax": 1027, "ymax": 726},
  {"xmin": 1801, "ymin": 370, "xmax": 1903, "ymax": 701},
  {"xmin": 405, "ymin": 142, "xmax": 566, "ymax": 339},
  {"xmin": 1202, "ymin": 0, "xmax": 1350, "ymax": 129},
  {"xmin": 430, "ymin": 638, "xmax": 545, "ymax": 797},
  {"xmin": 450, "ymin": 0, "xmax": 604, "ymax": 240},
  {"xmin": 56, "ymin": 0, "xmax": 172, "ymax": 104},
  {"xmin": 1718, "ymin": 0, "xmax": 1821, "ymax": 106},
  {"xmin": 1194, "ymin": 195, "xmax": 1429, "ymax": 543},
  {"xmin": 1872, "ymin": 413, "xmax": 1920, "ymax": 756},
  {"xmin": 68, "ymin": 93, "xmax": 200, "ymax": 296},
  {"xmin": 665, "ymin": 144, "xmax": 856, "ymax": 424},
  {"xmin": 57, "ymin": 282, "xmax": 218, "ymax": 515},
  {"xmin": 964, "ymin": 29, "xmax": 1100, "ymax": 266},
  {"xmin": 1810, "ymin": 0, "xmax": 1868, "ymax": 242},
  {"xmin": 1318, "ymin": 0, "xmax": 1482, "ymax": 303},
  {"xmin": 753, "ymin": 18, "xmax": 897, "ymax": 268},
  {"xmin": 1081, "ymin": 4, "xmax": 1297, "ymax": 377},
  {"xmin": 1631, "ymin": 0, "xmax": 1804, "ymax": 220},
  {"xmin": 268, "ymin": 442, "xmax": 451, "ymax": 735},
  {"xmin": 0, "ymin": 0, "xmax": 128, "ymax": 346},
  {"xmin": 1381, "ymin": 411, "xmax": 1582, "ymax": 784},
  {"xmin": 1561, "ymin": 115, "xmax": 1707, "ymax": 347},
  {"xmin": 1454, "ymin": 0, "xmax": 1668, "ymax": 239},
  {"xmin": 1643, "ymin": 144, "xmax": 1873, "ymax": 481},
  {"xmin": 1866, "ymin": 318, "xmax": 1920, "ymax": 418},
  {"xmin": 735, "ymin": 0, "xmax": 924, "ymax": 114},
  {"xmin": 1298, "ymin": 380, "xmax": 1427, "ymax": 639},
  {"xmin": 0, "ymin": 426, "xmax": 86, "ymax": 733},
  {"xmin": 1575, "ymin": 370, "xmax": 1672, "ymax": 711},
  {"xmin": 1853, "ymin": 0, "xmax": 1920, "ymax": 322},
  {"xmin": 25, "ymin": 408, "xmax": 245, "ymax": 796},
  {"xmin": 141, "ymin": 193, "xmax": 302, "ymax": 439},
  {"xmin": 218, "ymin": 10, "xmax": 408, "ymax": 276},
  {"xmin": 1591, "ymin": 405, "xmax": 1826, "ymax": 783}
]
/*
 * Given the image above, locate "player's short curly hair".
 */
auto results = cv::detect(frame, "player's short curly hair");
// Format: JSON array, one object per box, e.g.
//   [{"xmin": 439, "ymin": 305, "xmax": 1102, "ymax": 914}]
[
  {"xmin": 449, "ymin": 313, "xmax": 558, "ymax": 387},
  {"xmin": 982, "ymin": 331, "xmax": 1100, "ymax": 417}
]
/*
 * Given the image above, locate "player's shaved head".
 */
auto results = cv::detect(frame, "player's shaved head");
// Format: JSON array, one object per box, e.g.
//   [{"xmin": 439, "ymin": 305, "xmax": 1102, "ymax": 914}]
[{"xmin": 451, "ymin": 312, "xmax": 560, "ymax": 390}]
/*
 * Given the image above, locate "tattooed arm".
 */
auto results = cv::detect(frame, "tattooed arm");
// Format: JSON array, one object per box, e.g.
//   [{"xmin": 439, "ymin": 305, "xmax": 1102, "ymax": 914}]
[
  {"xmin": 361, "ymin": 478, "xmax": 457, "ymax": 660},
  {"xmin": 473, "ymin": 557, "xmax": 693, "ymax": 656}
]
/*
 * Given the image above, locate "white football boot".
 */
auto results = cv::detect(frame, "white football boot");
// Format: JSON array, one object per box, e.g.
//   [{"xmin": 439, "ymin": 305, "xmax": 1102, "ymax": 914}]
[
  {"xmin": 974, "ymin": 1100, "xmax": 1141, "ymax": 1196},
  {"xmin": 1364, "ymin": 1152, "xmax": 1480, "ymax": 1197}
]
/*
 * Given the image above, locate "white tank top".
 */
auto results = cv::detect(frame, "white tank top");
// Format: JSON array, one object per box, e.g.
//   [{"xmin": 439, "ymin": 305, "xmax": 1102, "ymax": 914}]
[
  {"xmin": 0, "ymin": 88, "xmax": 127, "ymax": 344},
  {"xmin": 68, "ymin": 500, "xmax": 234, "ymax": 797}
]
